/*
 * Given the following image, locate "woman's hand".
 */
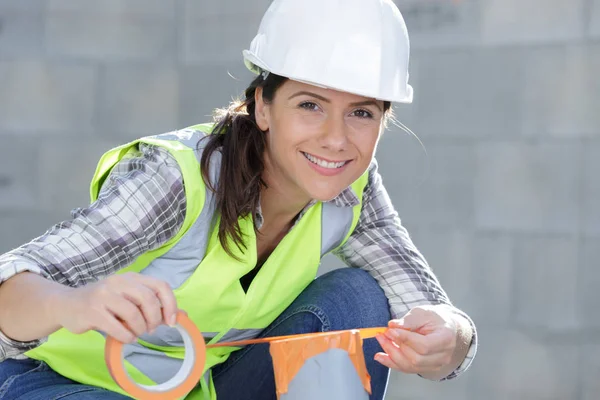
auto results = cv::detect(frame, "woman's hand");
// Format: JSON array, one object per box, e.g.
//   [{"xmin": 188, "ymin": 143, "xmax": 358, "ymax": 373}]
[
  {"xmin": 51, "ymin": 272, "xmax": 178, "ymax": 344},
  {"xmin": 374, "ymin": 305, "xmax": 472, "ymax": 380}
]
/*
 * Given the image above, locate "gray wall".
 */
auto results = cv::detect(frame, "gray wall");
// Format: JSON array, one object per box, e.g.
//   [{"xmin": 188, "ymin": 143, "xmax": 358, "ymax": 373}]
[{"xmin": 0, "ymin": 1, "xmax": 598, "ymax": 399}]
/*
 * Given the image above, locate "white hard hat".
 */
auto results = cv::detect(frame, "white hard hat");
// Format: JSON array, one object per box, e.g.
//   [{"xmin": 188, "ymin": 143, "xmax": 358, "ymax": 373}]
[{"xmin": 243, "ymin": 0, "xmax": 413, "ymax": 104}]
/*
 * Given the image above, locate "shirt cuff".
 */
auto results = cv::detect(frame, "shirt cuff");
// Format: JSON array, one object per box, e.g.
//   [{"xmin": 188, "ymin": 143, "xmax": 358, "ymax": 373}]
[
  {"xmin": 439, "ymin": 307, "xmax": 478, "ymax": 381},
  {"xmin": 0, "ymin": 328, "xmax": 46, "ymax": 361},
  {"xmin": 0, "ymin": 254, "xmax": 50, "ymax": 285}
]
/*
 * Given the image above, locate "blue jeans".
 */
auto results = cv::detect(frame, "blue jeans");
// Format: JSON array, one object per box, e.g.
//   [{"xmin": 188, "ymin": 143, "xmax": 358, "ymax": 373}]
[{"xmin": 0, "ymin": 268, "xmax": 391, "ymax": 399}]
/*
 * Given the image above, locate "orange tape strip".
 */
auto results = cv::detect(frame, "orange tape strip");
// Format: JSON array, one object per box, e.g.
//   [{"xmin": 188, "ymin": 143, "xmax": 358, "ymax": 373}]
[
  {"xmin": 206, "ymin": 326, "xmax": 388, "ymax": 348},
  {"xmin": 104, "ymin": 310, "xmax": 206, "ymax": 400}
]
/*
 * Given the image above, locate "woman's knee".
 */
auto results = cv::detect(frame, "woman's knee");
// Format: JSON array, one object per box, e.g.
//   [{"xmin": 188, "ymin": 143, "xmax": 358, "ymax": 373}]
[
  {"xmin": 302, "ymin": 267, "xmax": 391, "ymax": 331},
  {"xmin": 0, "ymin": 358, "xmax": 39, "ymax": 384}
]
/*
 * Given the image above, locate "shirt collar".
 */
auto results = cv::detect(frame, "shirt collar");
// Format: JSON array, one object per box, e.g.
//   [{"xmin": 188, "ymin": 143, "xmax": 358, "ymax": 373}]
[{"xmin": 331, "ymin": 185, "xmax": 360, "ymax": 208}]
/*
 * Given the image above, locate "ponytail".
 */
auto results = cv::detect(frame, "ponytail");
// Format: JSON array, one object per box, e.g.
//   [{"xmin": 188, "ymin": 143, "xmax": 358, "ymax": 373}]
[{"xmin": 200, "ymin": 73, "xmax": 288, "ymax": 259}]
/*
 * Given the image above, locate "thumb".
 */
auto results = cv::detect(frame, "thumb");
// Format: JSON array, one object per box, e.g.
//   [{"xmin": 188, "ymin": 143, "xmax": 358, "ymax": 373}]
[
  {"xmin": 384, "ymin": 319, "xmax": 426, "ymax": 347},
  {"xmin": 389, "ymin": 316, "xmax": 420, "ymax": 332},
  {"xmin": 390, "ymin": 308, "xmax": 439, "ymax": 335},
  {"xmin": 386, "ymin": 318, "xmax": 419, "ymax": 343}
]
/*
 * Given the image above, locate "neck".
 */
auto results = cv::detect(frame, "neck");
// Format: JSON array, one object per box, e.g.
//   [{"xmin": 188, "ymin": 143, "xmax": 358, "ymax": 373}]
[
  {"xmin": 259, "ymin": 185, "xmax": 308, "ymax": 229},
  {"xmin": 259, "ymin": 157, "xmax": 311, "ymax": 229}
]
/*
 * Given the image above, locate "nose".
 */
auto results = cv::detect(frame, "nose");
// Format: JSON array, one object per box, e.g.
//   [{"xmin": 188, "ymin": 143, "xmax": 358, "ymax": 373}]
[{"xmin": 319, "ymin": 115, "xmax": 348, "ymax": 152}]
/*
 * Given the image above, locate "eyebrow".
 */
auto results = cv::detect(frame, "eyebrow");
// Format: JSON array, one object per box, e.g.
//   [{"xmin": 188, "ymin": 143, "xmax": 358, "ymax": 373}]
[{"xmin": 288, "ymin": 91, "xmax": 383, "ymax": 112}]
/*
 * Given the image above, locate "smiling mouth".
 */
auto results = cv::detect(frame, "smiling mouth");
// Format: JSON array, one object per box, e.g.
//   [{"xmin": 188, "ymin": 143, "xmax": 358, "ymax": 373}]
[{"xmin": 302, "ymin": 152, "xmax": 350, "ymax": 169}]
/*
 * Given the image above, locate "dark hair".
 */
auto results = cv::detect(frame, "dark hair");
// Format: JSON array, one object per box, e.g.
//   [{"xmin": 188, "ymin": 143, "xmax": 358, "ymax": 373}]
[
  {"xmin": 200, "ymin": 73, "xmax": 392, "ymax": 259},
  {"xmin": 200, "ymin": 72, "xmax": 288, "ymax": 259}
]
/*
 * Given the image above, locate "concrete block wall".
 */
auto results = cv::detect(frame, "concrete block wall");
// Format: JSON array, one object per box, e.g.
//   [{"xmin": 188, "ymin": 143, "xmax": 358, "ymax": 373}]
[
  {"xmin": 0, "ymin": 0, "xmax": 599, "ymax": 399},
  {"xmin": 369, "ymin": 1, "xmax": 598, "ymax": 399}
]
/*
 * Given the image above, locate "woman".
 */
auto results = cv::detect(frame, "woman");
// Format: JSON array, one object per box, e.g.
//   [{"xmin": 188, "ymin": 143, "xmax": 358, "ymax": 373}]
[{"xmin": 0, "ymin": 0, "xmax": 477, "ymax": 399}]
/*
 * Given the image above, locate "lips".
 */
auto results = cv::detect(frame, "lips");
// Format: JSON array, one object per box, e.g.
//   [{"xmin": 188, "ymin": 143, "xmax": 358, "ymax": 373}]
[{"xmin": 302, "ymin": 152, "xmax": 349, "ymax": 169}]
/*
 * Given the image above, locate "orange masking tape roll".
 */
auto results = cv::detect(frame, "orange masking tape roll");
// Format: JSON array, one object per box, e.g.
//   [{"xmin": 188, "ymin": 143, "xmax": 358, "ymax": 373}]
[{"xmin": 105, "ymin": 310, "xmax": 206, "ymax": 400}]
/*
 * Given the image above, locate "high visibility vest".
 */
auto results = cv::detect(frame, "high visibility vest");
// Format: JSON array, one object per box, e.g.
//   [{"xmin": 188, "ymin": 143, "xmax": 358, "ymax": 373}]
[{"xmin": 25, "ymin": 123, "xmax": 369, "ymax": 399}]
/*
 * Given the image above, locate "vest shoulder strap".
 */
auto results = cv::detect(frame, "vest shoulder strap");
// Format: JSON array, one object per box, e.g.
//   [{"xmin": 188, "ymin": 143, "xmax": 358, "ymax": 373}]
[{"xmin": 87, "ymin": 127, "xmax": 213, "ymax": 270}]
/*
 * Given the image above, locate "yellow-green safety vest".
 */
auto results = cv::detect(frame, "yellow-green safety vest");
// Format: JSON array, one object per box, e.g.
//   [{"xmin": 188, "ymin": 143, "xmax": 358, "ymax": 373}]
[{"xmin": 25, "ymin": 123, "xmax": 369, "ymax": 399}]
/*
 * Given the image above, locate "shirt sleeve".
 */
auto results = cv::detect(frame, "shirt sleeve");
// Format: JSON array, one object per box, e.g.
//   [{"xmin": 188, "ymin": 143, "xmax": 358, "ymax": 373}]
[
  {"xmin": 333, "ymin": 158, "xmax": 477, "ymax": 380},
  {"xmin": 0, "ymin": 143, "xmax": 187, "ymax": 360}
]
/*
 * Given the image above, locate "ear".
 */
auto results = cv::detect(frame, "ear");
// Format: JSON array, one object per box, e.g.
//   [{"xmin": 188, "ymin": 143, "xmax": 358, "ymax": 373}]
[{"xmin": 254, "ymin": 86, "xmax": 270, "ymax": 132}]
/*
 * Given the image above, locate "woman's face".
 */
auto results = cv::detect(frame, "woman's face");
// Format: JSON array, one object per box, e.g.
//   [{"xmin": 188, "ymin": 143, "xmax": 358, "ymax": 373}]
[{"xmin": 255, "ymin": 79, "xmax": 385, "ymax": 204}]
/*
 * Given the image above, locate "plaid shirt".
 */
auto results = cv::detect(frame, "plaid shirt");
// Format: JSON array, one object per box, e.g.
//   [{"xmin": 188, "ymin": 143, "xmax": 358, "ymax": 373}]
[{"xmin": 0, "ymin": 140, "xmax": 477, "ymax": 380}]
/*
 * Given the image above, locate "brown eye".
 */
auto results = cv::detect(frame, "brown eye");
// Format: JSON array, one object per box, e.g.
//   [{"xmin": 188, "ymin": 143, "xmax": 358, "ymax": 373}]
[
  {"xmin": 299, "ymin": 101, "xmax": 320, "ymax": 111},
  {"xmin": 352, "ymin": 109, "xmax": 374, "ymax": 119}
]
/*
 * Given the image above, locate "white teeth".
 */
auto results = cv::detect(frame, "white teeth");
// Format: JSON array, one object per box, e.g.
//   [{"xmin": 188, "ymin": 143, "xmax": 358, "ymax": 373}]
[{"xmin": 303, "ymin": 152, "xmax": 347, "ymax": 169}]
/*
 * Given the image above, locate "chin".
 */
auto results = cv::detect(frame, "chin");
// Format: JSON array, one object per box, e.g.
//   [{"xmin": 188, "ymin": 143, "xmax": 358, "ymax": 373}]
[{"xmin": 306, "ymin": 186, "xmax": 346, "ymax": 203}]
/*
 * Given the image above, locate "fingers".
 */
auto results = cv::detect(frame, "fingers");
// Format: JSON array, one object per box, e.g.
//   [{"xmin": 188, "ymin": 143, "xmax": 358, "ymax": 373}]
[
  {"xmin": 385, "ymin": 327, "xmax": 450, "ymax": 355},
  {"xmin": 98, "ymin": 311, "xmax": 137, "ymax": 344},
  {"xmin": 393, "ymin": 337, "xmax": 450, "ymax": 369},
  {"xmin": 110, "ymin": 272, "xmax": 178, "ymax": 329},
  {"xmin": 374, "ymin": 352, "xmax": 403, "ymax": 370},
  {"xmin": 63, "ymin": 273, "xmax": 178, "ymax": 342},
  {"xmin": 104, "ymin": 292, "xmax": 148, "ymax": 338},
  {"xmin": 375, "ymin": 332, "xmax": 451, "ymax": 374},
  {"xmin": 374, "ymin": 334, "xmax": 416, "ymax": 373},
  {"xmin": 135, "ymin": 274, "xmax": 178, "ymax": 327},
  {"xmin": 121, "ymin": 284, "xmax": 164, "ymax": 334}
]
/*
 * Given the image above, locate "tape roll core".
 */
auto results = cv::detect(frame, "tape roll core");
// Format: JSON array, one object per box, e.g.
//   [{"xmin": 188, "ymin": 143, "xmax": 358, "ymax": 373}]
[{"xmin": 105, "ymin": 311, "xmax": 206, "ymax": 400}]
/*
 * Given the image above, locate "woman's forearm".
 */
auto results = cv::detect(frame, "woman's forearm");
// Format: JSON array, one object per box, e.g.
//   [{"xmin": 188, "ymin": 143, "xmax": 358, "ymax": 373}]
[{"xmin": 0, "ymin": 272, "xmax": 72, "ymax": 342}]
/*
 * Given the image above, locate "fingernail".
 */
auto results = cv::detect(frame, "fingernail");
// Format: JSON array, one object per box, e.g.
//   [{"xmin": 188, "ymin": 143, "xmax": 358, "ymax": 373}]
[
  {"xmin": 390, "ymin": 319, "xmax": 403, "ymax": 328},
  {"xmin": 169, "ymin": 314, "xmax": 177, "ymax": 327}
]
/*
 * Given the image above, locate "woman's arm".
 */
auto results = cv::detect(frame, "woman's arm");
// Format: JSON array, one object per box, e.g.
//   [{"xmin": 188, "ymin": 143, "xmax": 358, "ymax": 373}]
[
  {"xmin": 334, "ymin": 159, "xmax": 477, "ymax": 380},
  {"xmin": 0, "ymin": 143, "xmax": 186, "ymax": 358}
]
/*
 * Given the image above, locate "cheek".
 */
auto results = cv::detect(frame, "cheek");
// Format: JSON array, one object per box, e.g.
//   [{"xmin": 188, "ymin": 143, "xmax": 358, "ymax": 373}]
[
  {"xmin": 265, "ymin": 128, "xmax": 301, "ymax": 165},
  {"xmin": 271, "ymin": 118, "xmax": 321, "ymax": 150},
  {"xmin": 352, "ymin": 129, "xmax": 381, "ymax": 157}
]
